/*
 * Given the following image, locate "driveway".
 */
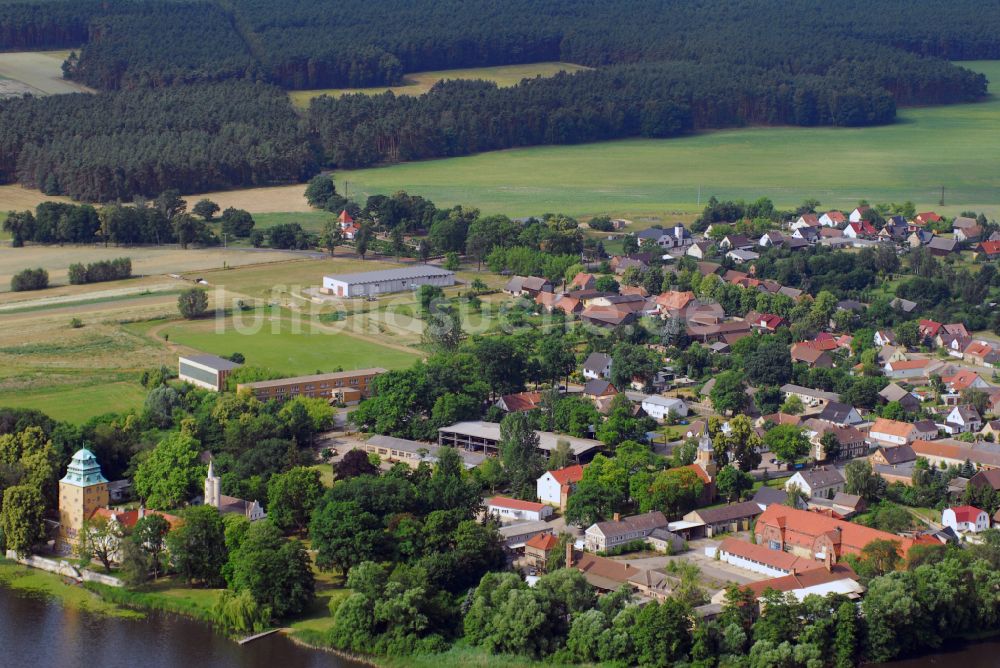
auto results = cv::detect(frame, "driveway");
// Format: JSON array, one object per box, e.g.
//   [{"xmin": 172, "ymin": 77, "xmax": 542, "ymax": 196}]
[{"xmin": 610, "ymin": 536, "xmax": 767, "ymax": 590}]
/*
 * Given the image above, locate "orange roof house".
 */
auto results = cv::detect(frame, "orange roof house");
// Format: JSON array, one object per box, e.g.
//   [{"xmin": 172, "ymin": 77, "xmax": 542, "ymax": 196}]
[
  {"xmin": 526, "ymin": 532, "xmax": 559, "ymax": 551},
  {"xmin": 91, "ymin": 507, "xmax": 182, "ymax": 530},
  {"xmin": 755, "ymin": 505, "xmax": 919, "ymax": 562},
  {"xmin": 497, "ymin": 391, "xmax": 544, "ymax": 413},
  {"xmin": 656, "ymin": 290, "xmax": 696, "ymax": 312},
  {"xmin": 942, "ymin": 369, "xmax": 988, "ymax": 393},
  {"xmin": 549, "ymin": 464, "xmax": 586, "ymax": 486},
  {"xmin": 569, "ymin": 273, "xmax": 597, "ymax": 291}
]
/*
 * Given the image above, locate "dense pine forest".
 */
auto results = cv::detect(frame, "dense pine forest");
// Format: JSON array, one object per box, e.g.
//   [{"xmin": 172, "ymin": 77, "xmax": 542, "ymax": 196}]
[
  {"xmin": 0, "ymin": 0, "xmax": 998, "ymax": 199},
  {"xmin": 0, "ymin": 82, "xmax": 316, "ymax": 200}
]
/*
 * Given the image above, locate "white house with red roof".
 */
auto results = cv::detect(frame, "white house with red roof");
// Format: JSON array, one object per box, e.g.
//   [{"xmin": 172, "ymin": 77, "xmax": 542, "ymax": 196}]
[
  {"xmin": 849, "ymin": 206, "xmax": 871, "ymax": 223},
  {"xmin": 942, "ymin": 369, "xmax": 990, "ymax": 394},
  {"xmin": 918, "ymin": 319, "xmax": 942, "ymax": 342},
  {"xmin": 819, "ymin": 211, "xmax": 846, "ymax": 227},
  {"xmin": 537, "ymin": 464, "xmax": 586, "ymax": 509},
  {"xmin": 942, "ymin": 505, "xmax": 989, "ymax": 534},
  {"xmin": 486, "ymin": 496, "xmax": 554, "ymax": 523},
  {"xmin": 844, "ymin": 221, "xmax": 876, "ymax": 239},
  {"xmin": 791, "ymin": 213, "xmax": 820, "ymax": 230},
  {"xmin": 337, "ymin": 210, "xmax": 362, "ymax": 239}
]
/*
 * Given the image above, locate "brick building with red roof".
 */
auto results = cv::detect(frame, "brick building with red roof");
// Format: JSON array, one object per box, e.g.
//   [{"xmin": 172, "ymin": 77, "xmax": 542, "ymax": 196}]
[{"xmin": 755, "ymin": 505, "xmax": 921, "ymax": 563}]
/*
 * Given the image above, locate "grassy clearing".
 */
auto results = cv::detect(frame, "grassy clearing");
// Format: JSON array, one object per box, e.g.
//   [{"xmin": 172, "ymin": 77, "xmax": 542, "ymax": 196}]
[
  {"xmin": 0, "ymin": 245, "xmax": 307, "ymax": 293},
  {"xmin": 334, "ymin": 61, "xmax": 1000, "ymax": 219},
  {"xmin": 159, "ymin": 315, "xmax": 422, "ymax": 374},
  {"xmin": 0, "ymin": 559, "xmax": 141, "ymax": 618},
  {"xmin": 86, "ymin": 578, "xmax": 223, "ymax": 623},
  {"xmin": 0, "ymin": 50, "xmax": 93, "ymax": 95},
  {"xmin": 289, "ymin": 62, "xmax": 591, "ymax": 107},
  {"xmin": 379, "ymin": 642, "xmax": 593, "ymax": 668},
  {"xmin": 0, "ymin": 380, "xmax": 148, "ymax": 423},
  {"xmin": 309, "ymin": 463, "xmax": 335, "ymax": 487},
  {"xmin": 186, "ymin": 257, "xmax": 396, "ymax": 301},
  {"xmin": 251, "ymin": 210, "xmax": 334, "ymax": 233}
]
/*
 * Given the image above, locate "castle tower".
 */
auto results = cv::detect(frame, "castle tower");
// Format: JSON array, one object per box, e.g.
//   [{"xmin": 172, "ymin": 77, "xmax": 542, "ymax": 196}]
[
  {"xmin": 204, "ymin": 460, "xmax": 221, "ymax": 508},
  {"xmin": 58, "ymin": 449, "xmax": 109, "ymax": 546}
]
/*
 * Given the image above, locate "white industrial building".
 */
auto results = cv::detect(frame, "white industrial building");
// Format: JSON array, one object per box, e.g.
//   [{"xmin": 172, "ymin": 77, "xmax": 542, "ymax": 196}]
[
  {"xmin": 322, "ymin": 265, "xmax": 455, "ymax": 297},
  {"xmin": 178, "ymin": 354, "xmax": 241, "ymax": 392}
]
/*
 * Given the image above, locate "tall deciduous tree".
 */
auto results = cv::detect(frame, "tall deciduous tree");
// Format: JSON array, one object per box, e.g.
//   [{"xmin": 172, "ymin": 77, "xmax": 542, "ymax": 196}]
[
  {"xmin": 226, "ymin": 519, "xmax": 315, "ymax": 618},
  {"xmin": 266, "ymin": 467, "xmax": 324, "ymax": 534},
  {"xmin": 177, "ymin": 288, "xmax": 208, "ymax": 319},
  {"xmin": 167, "ymin": 505, "xmax": 227, "ymax": 586},
  {"xmin": 499, "ymin": 412, "xmax": 544, "ymax": 500},
  {"xmin": 310, "ymin": 499, "xmax": 386, "ymax": 574},
  {"xmin": 133, "ymin": 432, "xmax": 203, "ymax": 509},
  {"xmin": 0, "ymin": 485, "xmax": 46, "ymax": 556}
]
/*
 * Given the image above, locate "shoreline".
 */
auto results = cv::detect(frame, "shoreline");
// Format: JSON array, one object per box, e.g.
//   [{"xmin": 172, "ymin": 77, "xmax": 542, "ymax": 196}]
[{"xmin": 0, "ymin": 557, "xmax": 386, "ymax": 665}]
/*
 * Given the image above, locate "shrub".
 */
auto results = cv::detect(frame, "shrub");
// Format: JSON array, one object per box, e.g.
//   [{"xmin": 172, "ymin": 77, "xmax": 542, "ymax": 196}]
[
  {"xmin": 69, "ymin": 317, "xmax": 83, "ymax": 328},
  {"xmin": 10, "ymin": 267, "xmax": 48, "ymax": 291},
  {"xmin": 68, "ymin": 257, "xmax": 132, "ymax": 284}
]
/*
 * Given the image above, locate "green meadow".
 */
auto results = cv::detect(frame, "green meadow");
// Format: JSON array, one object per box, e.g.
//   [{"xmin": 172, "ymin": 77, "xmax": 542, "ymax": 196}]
[
  {"xmin": 335, "ymin": 61, "xmax": 1000, "ymax": 219},
  {"xmin": 0, "ymin": 380, "xmax": 148, "ymax": 423},
  {"xmin": 158, "ymin": 316, "xmax": 422, "ymax": 375}
]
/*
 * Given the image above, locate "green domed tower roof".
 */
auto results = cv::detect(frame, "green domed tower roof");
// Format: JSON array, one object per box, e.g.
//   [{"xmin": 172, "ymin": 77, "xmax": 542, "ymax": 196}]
[{"xmin": 60, "ymin": 448, "xmax": 109, "ymax": 487}]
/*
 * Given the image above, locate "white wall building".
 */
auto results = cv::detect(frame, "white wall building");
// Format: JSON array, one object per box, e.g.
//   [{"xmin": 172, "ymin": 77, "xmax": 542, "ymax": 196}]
[
  {"xmin": 640, "ymin": 395, "xmax": 689, "ymax": 422},
  {"xmin": 178, "ymin": 354, "xmax": 241, "ymax": 392},
  {"xmin": 942, "ymin": 506, "xmax": 989, "ymax": 534},
  {"xmin": 322, "ymin": 265, "xmax": 455, "ymax": 298},
  {"xmin": 486, "ymin": 496, "xmax": 554, "ymax": 523}
]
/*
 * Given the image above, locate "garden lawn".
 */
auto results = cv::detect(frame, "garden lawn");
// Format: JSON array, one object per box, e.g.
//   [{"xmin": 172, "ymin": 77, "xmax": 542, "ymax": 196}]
[{"xmin": 334, "ymin": 61, "xmax": 1000, "ymax": 219}]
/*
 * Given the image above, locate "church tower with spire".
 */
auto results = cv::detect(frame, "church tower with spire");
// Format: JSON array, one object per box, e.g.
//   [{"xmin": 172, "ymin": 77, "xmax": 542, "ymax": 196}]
[
  {"xmin": 204, "ymin": 460, "xmax": 221, "ymax": 508},
  {"xmin": 696, "ymin": 433, "xmax": 717, "ymax": 479}
]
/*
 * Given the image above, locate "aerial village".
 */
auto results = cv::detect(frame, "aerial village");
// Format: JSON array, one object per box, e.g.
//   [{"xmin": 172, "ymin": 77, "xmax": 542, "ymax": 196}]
[{"xmin": 9, "ymin": 198, "xmax": 1000, "ymax": 662}]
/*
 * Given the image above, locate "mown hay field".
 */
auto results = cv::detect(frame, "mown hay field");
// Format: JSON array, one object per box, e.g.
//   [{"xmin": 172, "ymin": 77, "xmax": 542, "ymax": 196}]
[{"xmin": 289, "ymin": 61, "xmax": 591, "ymax": 107}]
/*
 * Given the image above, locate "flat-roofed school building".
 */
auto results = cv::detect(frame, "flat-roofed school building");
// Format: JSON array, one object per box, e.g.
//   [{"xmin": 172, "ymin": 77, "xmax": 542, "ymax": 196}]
[
  {"xmin": 322, "ymin": 265, "xmax": 455, "ymax": 298},
  {"xmin": 178, "ymin": 354, "xmax": 242, "ymax": 391},
  {"xmin": 438, "ymin": 421, "xmax": 602, "ymax": 463},
  {"xmin": 237, "ymin": 368, "xmax": 386, "ymax": 404}
]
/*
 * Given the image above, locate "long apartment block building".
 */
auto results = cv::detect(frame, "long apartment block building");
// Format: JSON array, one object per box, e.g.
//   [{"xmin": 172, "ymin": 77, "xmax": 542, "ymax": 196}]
[{"xmin": 236, "ymin": 367, "xmax": 387, "ymax": 404}]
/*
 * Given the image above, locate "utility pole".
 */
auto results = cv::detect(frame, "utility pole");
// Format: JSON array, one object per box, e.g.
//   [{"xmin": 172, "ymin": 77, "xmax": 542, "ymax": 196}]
[{"xmin": 939, "ymin": 186, "xmax": 945, "ymax": 207}]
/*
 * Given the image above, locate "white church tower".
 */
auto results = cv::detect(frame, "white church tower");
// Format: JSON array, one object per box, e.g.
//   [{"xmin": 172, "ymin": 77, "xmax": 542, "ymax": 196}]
[{"xmin": 204, "ymin": 460, "xmax": 221, "ymax": 508}]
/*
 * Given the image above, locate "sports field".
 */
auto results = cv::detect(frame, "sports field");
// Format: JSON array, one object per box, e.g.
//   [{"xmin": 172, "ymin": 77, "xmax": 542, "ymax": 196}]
[
  {"xmin": 289, "ymin": 61, "xmax": 591, "ymax": 107},
  {"xmin": 157, "ymin": 316, "xmax": 422, "ymax": 374},
  {"xmin": 334, "ymin": 61, "xmax": 1000, "ymax": 219}
]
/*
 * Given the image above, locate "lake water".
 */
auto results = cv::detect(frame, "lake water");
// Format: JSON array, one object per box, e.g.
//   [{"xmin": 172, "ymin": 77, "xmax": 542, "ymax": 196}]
[
  {"xmin": 0, "ymin": 584, "xmax": 362, "ymax": 668},
  {"xmin": 872, "ymin": 639, "xmax": 1000, "ymax": 667}
]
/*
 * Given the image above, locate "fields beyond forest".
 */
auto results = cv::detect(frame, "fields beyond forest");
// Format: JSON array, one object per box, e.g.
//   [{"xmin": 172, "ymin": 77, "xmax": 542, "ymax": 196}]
[
  {"xmin": 288, "ymin": 62, "xmax": 591, "ymax": 107},
  {"xmin": 3, "ymin": 63, "xmax": 999, "ymax": 222},
  {"xmin": 0, "ymin": 50, "xmax": 92, "ymax": 98},
  {"xmin": 334, "ymin": 60, "xmax": 1000, "ymax": 219}
]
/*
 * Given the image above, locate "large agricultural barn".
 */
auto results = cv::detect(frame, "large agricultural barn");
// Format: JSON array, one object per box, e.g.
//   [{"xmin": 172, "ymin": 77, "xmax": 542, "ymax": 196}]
[{"xmin": 322, "ymin": 265, "xmax": 455, "ymax": 297}]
